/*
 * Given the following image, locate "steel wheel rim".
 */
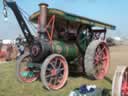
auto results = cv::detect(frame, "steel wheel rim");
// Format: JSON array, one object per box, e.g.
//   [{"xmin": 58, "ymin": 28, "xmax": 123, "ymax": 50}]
[
  {"xmin": 94, "ymin": 43, "xmax": 109, "ymax": 79},
  {"xmin": 45, "ymin": 56, "xmax": 68, "ymax": 90},
  {"xmin": 18, "ymin": 56, "xmax": 39, "ymax": 83},
  {"xmin": 121, "ymin": 68, "xmax": 128, "ymax": 96}
]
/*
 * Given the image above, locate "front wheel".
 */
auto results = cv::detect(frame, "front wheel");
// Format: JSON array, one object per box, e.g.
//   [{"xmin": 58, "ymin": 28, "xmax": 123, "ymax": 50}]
[
  {"xmin": 40, "ymin": 54, "xmax": 68, "ymax": 90},
  {"xmin": 16, "ymin": 52, "xmax": 39, "ymax": 83}
]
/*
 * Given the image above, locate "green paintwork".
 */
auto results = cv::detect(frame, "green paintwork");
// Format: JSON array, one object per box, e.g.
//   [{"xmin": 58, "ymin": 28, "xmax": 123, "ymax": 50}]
[
  {"xmin": 52, "ymin": 40, "xmax": 79, "ymax": 60},
  {"xmin": 28, "ymin": 63, "xmax": 34, "ymax": 68},
  {"xmin": 21, "ymin": 71, "xmax": 34, "ymax": 77},
  {"xmin": 29, "ymin": 8, "xmax": 116, "ymax": 30},
  {"xmin": 78, "ymin": 32, "xmax": 88, "ymax": 52}
]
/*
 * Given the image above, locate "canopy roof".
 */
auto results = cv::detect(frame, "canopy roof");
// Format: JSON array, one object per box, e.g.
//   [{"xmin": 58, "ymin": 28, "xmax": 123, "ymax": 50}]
[{"xmin": 29, "ymin": 8, "xmax": 116, "ymax": 30}]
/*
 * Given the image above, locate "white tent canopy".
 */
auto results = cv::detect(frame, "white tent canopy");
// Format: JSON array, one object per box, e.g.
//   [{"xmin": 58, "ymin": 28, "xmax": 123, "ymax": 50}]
[{"xmin": 2, "ymin": 40, "xmax": 15, "ymax": 44}]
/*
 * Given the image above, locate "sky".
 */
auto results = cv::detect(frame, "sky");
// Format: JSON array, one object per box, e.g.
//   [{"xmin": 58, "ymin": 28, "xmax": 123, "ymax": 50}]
[{"xmin": 0, "ymin": 0, "xmax": 128, "ymax": 40}]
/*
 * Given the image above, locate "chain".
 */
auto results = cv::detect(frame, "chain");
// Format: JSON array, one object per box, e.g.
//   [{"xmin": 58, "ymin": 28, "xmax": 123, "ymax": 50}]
[{"xmin": 3, "ymin": 0, "xmax": 8, "ymax": 18}]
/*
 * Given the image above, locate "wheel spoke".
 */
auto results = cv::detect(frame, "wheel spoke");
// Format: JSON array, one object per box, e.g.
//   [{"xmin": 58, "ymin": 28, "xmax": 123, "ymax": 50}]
[
  {"xmin": 46, "ymin": 67, "xmax": 52, "ymax": 71},
  {"xmin": 58, "ymin": 73, "xmax": 63, "ymax": 79},
  {"xmin": 95, "ymin": 45, "xmax": 107, "ymax": 65},
  {"xmin": 58, "ymin": 62, "xmax": 62, "ymax": 69},
  {"xmin": 100, "ymin": 68, "xmax": 105, "ymax": 73},
  {"xmin": 96, "ymin": 64, "xmax": 101, "ymax": 71},
  {"xmin": 53, "ymin": 76, "xmax": 58, "ymax": 86},
  {"xmin": 96, "ymin": 46, "xmax": 106, "ymax": 58},
  {"xmin": 95, "ymin": 57, "xmax": 99, "ymax": 64},
  {"xmin": 99, "ymin": 46, "xmax": 105, "ymax": 55},
  {"xmin": 50, "ymin": 63, "xmax": 56, "ymax": 69},
  {"xmin": 59, "ymin": 68, "xmax": 64, "ymax": 71},
  {"xmin": 48, "ymin": 78, "xmax": 53, "ymax": 86},
  {"xmin": 46, "ymin": 74, "xmax": 52, "ymax": 78},
  {"xmin": 54, "ymin": 58, "xmax": 58, "ymax": 68},
  {"xmin": 102, "ymin": 56, "xmax": 107, "ymax": 61},
  {"xmin": 95, "ymin": 63, "xmax": 105, "ymax": 75},
  {"xmin": 95, "ymin": 46, "xmax": 101, "ymax": 57}
]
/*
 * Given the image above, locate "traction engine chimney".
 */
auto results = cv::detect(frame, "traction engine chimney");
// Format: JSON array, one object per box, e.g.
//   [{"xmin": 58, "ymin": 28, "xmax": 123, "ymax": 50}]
[{"xmin": 39, "ymin": 3, "xmax": 48, "ymax": 38}]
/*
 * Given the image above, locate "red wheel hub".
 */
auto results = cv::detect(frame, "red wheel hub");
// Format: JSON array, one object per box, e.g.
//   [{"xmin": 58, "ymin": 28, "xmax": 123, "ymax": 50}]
[
  {"xmin": 51, "ymin": 69, "xmax": 57, "ymax": 76},
  {"xmin": 94, "ymin": 43, "xmax": 109, "ymax": 79}
]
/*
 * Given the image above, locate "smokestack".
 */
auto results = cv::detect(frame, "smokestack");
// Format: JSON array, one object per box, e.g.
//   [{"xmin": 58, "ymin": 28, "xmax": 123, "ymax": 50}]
[{"xmin": 39, "ymin": 3, "xmax": 48, "ymax": 33}]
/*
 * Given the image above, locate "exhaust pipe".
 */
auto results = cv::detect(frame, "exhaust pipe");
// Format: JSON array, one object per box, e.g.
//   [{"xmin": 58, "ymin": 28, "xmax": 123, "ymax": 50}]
[{"xmin": 39, "ymin": 3, "xmax": 48, "ymax": 36}]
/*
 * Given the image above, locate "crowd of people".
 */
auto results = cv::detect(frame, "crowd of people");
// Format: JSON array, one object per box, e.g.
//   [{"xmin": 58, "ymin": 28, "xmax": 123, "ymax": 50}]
[{"xmin": 0, "ymin": 34, "xmax": 26, "ymax": 62}]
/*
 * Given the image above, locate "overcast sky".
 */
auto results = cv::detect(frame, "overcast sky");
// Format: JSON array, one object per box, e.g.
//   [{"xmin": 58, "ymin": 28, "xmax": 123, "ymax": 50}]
[{"xmin": 0, "ymin": 0, "xmax": 128, "ymax": 40}]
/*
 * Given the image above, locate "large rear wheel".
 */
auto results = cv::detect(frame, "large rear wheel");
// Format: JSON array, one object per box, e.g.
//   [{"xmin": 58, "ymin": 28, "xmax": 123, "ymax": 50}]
[
  {"xmin": 40, "ymin": 54, "xmax": 68, "ymax": 90},
  {"xmin": 84, "ymin": 40, "xmax": 110, "ymax": 79}
]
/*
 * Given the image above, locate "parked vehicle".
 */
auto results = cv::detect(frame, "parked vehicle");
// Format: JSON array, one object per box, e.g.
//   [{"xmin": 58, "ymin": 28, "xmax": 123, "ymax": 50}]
[{"xmin": 3, "ymin": 0, "xmax": 116, "ymax": 90}]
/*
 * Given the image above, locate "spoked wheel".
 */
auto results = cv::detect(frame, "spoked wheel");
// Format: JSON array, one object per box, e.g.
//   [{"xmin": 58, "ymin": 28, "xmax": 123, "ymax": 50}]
[
  {"xmin": 84, "ymin": 40, "xmax": 109, "ymax": 79},
  {"xmin": 112, "ymin": 65, "xmax": 128, "ymax": 96},
  {"xmin": 41, "ymin": 54, "xmax": 68, "ymax": 90},
  {"xmin": 16, "ymin": 52, "xmax": 39, "ymax": 83}
]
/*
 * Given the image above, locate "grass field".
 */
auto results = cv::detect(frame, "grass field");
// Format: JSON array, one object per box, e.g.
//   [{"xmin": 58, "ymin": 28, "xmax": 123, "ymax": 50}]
[{"xmin": 0, "ymin": 45, "xmax": 127, "ymax": 96}]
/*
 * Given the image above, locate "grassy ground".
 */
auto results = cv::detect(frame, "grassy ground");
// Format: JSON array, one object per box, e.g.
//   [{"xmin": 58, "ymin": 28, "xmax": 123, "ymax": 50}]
[{"xmin": 0, "ymin": 45, "xmax": 127, "ymax": 96}]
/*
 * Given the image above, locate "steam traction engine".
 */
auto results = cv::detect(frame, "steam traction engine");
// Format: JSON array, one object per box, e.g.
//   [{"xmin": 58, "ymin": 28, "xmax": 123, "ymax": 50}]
[{"xmin": 3, "ymin": 0, "xmax": 116, "ymax": 90}]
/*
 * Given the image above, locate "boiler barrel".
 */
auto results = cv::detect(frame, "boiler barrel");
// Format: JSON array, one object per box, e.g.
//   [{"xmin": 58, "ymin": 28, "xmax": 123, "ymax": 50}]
[{"xmin": 52, "ymin": 41, "xmax": 79, "ymax": 60}]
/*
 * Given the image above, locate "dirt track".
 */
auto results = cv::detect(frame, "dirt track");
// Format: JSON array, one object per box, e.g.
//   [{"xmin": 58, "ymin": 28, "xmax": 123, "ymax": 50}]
[{"xmin": 107, "ymin": 45, "xmax": 128, "ymax": 78}]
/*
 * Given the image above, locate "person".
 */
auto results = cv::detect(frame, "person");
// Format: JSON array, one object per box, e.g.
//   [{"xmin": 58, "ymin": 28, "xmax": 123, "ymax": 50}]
[
  {"xmin": 6, "ymin": 44, "xmax": 13, "ymax": 61},
  {"xmin": 15, "ymin": 35, "xmax": 25, "ymax": 59},
  {"xmin": 16, "ymin": 34, "xmax": 23, "ymax": 45}
]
